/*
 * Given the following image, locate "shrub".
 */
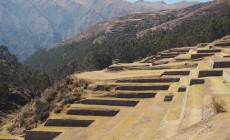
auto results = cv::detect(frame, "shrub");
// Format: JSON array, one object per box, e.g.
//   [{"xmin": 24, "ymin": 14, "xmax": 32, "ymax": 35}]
[
  {"xmin": 53, "ymin": 106, "xmax": 63, "ymax": 113},
  {"xmin": 212, "ymin": 96, "xmax": 227, "ymax": 113}
]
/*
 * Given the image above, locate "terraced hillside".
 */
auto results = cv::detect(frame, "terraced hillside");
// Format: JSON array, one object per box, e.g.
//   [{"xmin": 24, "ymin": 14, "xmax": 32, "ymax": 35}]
[
  {"xmin": 2, "ymin": 36, "xmax": 230, "ymax": 139},
  {"xmin": 25, "ymin": 0, "xmax": 230, "ymax": 81}
]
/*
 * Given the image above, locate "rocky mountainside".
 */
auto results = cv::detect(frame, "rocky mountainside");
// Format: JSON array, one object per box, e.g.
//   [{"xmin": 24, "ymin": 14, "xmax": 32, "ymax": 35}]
[
  {"xmin": 25, "ymin": 0, "xmax": 230, "ymax": 81},
  {"xmin": 0, "ymin": 45, "xmax": 50, "ymax": 124},
  {"xmin": 0, "ymin": 0, "xmax": 198, "ymax": 61}
]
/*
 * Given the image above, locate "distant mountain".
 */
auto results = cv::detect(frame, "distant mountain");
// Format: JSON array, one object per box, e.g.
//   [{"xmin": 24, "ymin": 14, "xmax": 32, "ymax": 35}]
[
  {"xmin": 25, "ymin": 0, "xmax": 230, "ymax": 81},
  {"xmin": 0, "ymin": 0, "xmax": 199, "ymax": 61}
]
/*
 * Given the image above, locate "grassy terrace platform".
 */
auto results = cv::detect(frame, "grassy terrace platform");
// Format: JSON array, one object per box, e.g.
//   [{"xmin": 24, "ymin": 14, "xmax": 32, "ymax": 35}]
[
  {"xmin": 175, "ymin": 53, "xmax": 191, "ymax": 61},
  {"xmin": 223, "ymin": 69, "xmax": 230, "ymax": 84},
  {"xmin": 205, "ymin": 77, "xmax": 230, "ymax": 95},
  {"xmin": 215, "ymin": 53, "xmax": 230, "ymax": 58},
  {"xmin": 180, "ymin": 84, "xmax": 205, "ymax": 130}
]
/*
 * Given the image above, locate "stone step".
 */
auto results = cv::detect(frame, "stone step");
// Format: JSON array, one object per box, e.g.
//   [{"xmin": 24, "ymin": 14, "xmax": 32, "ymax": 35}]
[
  {"xmin": 116, "ymin": 77, "xmax": 180, "ymax": 83},
  {"xmin": 76, "ymin": 99, "xmax": 139, "ymax": 107},
  {"xmin": 66, "ymin": 107, "xmax": 120, "ymax": 116},
  {"xmin": 198, "ymin": 70, "xmax": 223, "ymax": 78},
  {"xmin": 210, "ymin": 58, "xmax": 230, "ymax": 68},
  {"xmin": 44, "ymin": 119, "xmax": 94, "ymax": 127},
  {"xmin": 115, "ymin": 85, "xmax": 170, "ymax": 91},
  {"xmin": 197, "ymin": 62, "xmax": 223, "ymax": 77},
  {"xmin": 191, "ymin": 53, "xmax": 214, "ymax": 59},
  {"xmin": 55, "ymin": 104, "xmax": 135, "ymax": 140},
  {"xmin": 189, "ymin": 79, "xmax": 205, "ymax": 86},
  {"xmin": 25, "ymin": 131, "xmax": 62, "ymax": 140},
  {"xmin": 162, "ymin": 71, "xmax": 190, "ymax": 76},
  {"xmin": 160, "ymin": 52, "xmax": 184, "ymax": 57},
  {"xmin": 214, "ymin": 41, "xmax": 230, "ymax": 46},
  {"xmin": 155, "ymin": 55, "xmax": 176, "ymax": 59},
  {"xmin": 197, "ymin": 49, "xmax": 221, "ymax": 53},
  {"xmin": 164, "ymin": 95, "xmax": 174, "ymax": 101},
  {"xmin": 112, "ymin": 91, "xmax": 157, "ymax": 98}
]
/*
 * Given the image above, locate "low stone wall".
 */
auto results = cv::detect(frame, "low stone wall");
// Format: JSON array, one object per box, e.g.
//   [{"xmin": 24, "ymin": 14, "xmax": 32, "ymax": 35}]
[
  {"xmin": 178, "ymin": 87, "xmax": 186, "ymax": 92},
  {"xmin": 77, "ymin": 99, "xmax": 139, "ymax": 107},
  {"xmin": 115, "ymin": 85, "xmax": 170, "ymax": 91},
  {"xmin": 162, "ymin": 71, "xmax": 190, "ymax": 75},
  {"xmin": 114, "ymin": 92, "xmax": 157, "ymax": 98},
  {"xmin": 198, "ymin": 70, "xmax": 223, "ymax": 78},
  {"xmin": 168, "ymin": 48, "xmax": 190, "ymax": 53},
  {"xmin": 214, "ymin": 42, "xmax": 230, "ymax": 46},
  {"xmin": 44, "ymin": 119, "xmax": 94, "ymax": 127},
  {"xmin": 164, "ymin": 95, "xmax": 174, "ymax": 101},
  {"xmin": 190, "ymin": 79, "xmax": 205, "ymax": 86},
  {"xmin": 66, "ymin": 108, "xmax": 119, "ymax": 116},
  {"xmin": 191, "ymin": 53, "xmax": 214, "ymax": 59},
  {"xmin": 25, "ymin": 131, "xmax": 62, "ymax": 140},
  {"xmin": 197, "ymin": 49, "xmax": 221, "ymax": 53},
  {"xmin": 107, "ymin": 66, "xmax": 124, "ymax": 71},
  {"xmin": 156, "ymin": 55, "xmax": 176, "ymax": 59},
  {"xmin": 116, "ymin": 78, "xmax": 180, "ymax": 83},
  {"xmin": 160, "ymin": 52, "xmax": 185, "ymax": 56},
  {"xmin": 211, "ymin": 60, "xmax": 230, "ymax": 68},
  {"xmin": 152, "ymin": 61, "xmax": 169, "ymax": 65}
]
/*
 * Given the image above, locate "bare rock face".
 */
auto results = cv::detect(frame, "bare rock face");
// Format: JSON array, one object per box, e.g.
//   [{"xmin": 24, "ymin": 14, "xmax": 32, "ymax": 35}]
[{"xmin": 0, "ymin": 0, "xmax": 198, "ymax": 61}]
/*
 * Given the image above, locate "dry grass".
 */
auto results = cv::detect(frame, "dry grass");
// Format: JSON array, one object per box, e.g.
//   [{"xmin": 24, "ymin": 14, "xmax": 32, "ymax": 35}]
[
  {"xmin": 175, "ymin": 54, "xmax": 191, "ymax": 60},
  {"xmin": 212, "ymin": 96, "xmax": 227, "ymax": 113},
  {"xmin": 75, "ymin": 70, "xmax": 163, "ymax": 80}
]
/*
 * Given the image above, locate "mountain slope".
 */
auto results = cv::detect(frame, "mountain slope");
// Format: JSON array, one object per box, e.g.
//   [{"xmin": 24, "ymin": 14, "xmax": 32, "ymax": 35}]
[
  {"xmin": 0, "ymin": 45, "xmax": 50, "ymax": 124},
  {"xmin": 0, "ymin": 0, "xmax": 198, "ymax": 61},
  {"xmin": 25, "ymin": 0, "xmax": 230, "ymax": 81}
]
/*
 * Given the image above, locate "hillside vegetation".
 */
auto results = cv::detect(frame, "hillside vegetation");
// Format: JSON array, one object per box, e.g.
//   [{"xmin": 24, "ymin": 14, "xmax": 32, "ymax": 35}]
[
  {"xmin": 0, "ymin": 45, "xmax": 50, "ymax": 123},
  {"xmin": 25, "ymin": 0, "xmax": 230, "ymax": 81}
]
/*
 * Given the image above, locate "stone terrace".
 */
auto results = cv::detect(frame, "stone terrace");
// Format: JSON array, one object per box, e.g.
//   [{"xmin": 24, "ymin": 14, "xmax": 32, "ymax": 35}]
[{"xmin": 2, "ymin": 36, "xmax": 230, "ymax": 140}]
